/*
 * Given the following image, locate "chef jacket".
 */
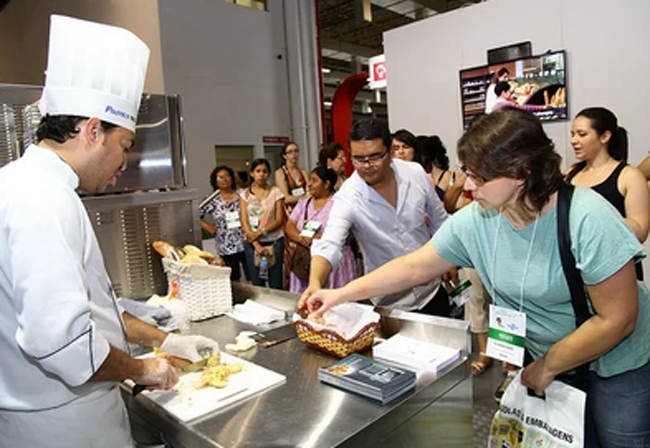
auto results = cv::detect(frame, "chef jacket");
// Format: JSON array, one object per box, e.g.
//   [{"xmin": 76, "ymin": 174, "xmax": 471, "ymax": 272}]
[
  {"xmin": 311, "ymin": 158, "xmax": 449, "ymax": 310},
  {"xmin": 0, "ymin": 145, "xmax": 129, "ymax": 411}
]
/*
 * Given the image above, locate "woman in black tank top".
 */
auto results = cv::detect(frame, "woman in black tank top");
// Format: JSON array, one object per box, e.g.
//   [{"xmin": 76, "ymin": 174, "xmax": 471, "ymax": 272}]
[{"xmin": 567, "ymin": 107, "xmax": 650, "ymax": 279}]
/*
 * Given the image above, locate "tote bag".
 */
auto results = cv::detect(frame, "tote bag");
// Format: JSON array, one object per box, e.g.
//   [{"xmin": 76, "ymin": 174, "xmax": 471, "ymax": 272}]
[{"xmin": 488, "ymin": 372, "xmax": 586, "ymax": 448}]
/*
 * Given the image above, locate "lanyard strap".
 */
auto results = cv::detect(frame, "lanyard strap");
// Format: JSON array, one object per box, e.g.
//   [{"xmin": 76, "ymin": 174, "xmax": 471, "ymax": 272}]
[{"xmin": 490, "ymin": 212, "xmax": 540, "ymax": 312}]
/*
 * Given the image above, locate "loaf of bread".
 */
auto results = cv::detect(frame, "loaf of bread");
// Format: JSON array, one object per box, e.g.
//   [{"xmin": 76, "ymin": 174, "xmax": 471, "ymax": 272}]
[
  {"xmin": 153, "ymin": 240, "xmax": 226, "ymax": 266},
  {"xmin": 152, "ymin": 240, "xmax": 184, "ymax": 261}
]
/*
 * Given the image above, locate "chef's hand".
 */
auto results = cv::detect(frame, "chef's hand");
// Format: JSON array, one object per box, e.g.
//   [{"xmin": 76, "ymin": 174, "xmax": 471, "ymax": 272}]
[
  {"xmin": 303, "ymin": 289, "xmax": 345, "ymax": 319},
  {"xmin": 160, "ymin": 333, "xmax": 220, "ymax": 363},
  {"xmin": 520, "ymin": 355, "xmax": 556, "ymax": 396},
  {"xmin": 136, "ymin": 357, "xmax": 178, "ymax": 390}
]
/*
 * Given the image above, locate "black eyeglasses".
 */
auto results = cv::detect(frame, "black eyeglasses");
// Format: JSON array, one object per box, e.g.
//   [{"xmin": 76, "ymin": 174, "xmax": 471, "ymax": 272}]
[
  {"xmin": 460, "ymin": 165, "xmax": 487, "ymax": 185},
  {"xmin": 351, "ymin": 150, "xmax": 388, "ymax": 166}
]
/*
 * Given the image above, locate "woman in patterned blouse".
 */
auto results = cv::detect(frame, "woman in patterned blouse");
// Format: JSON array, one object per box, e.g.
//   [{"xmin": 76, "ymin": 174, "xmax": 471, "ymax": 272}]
[{"xmin": 200, "ymin": 166, "xmax": 249, "ymax": 282}]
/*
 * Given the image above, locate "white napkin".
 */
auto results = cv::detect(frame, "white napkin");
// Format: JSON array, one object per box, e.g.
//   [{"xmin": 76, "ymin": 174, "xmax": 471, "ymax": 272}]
[
  {"xmin": 292, "ymin": 303, "xmax": 380, "ymax": 340},
  {"xmin": 226, "ymin": 300, "xmax": 285, "ymax": 325}
]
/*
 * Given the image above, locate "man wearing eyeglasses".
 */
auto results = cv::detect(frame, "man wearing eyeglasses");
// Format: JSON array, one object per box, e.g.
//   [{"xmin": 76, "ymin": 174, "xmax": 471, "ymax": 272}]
[{"xmin": 298, "ymin": 118, "xmax": 450, "ymax": 316}]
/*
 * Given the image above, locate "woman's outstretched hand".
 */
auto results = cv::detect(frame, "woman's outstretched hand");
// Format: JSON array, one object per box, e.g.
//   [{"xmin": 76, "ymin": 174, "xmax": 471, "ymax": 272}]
[{"xmin": 301, "ymin": 288, "xmax": 345, "ymax": 319}]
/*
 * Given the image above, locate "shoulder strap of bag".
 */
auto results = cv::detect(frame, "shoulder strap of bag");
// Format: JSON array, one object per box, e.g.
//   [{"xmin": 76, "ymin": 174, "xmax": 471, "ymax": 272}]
[
  {"xmin": 557, "ymin": 182, "xmax": 591, "ymax": 387},
  {"xmin": 303, "ymin": 196, "xmax": 313, "ymax": 222}
]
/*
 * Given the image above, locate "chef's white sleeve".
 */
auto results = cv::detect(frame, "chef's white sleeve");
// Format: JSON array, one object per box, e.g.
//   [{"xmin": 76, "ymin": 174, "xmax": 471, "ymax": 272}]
[{"xmin": 9, "ymin": 190, "xmax": 110, "ymax": 387}]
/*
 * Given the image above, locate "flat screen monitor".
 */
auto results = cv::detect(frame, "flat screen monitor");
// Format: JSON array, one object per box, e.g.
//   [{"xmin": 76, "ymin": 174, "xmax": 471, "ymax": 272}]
[{"xmin": 459, "ymin": 50, "xmax": 568, "ymax": 128}]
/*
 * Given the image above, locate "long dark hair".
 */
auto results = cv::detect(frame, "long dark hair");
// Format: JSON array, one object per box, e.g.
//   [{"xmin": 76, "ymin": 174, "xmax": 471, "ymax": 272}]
[
  {"xmin": 248, "ymin": 158, "xmax": 271, "ymax": 192},
  {"xmin": 567, "ymin": 107, "xmax": 628, "ymax": 180},
  {"xmin": 417, "ymin": 135, "xmax": 450, "ymax": 173},
  {"xmin": 311, "ymin": 166, "xmax": 337, "ymax": 194},
  {"xmin": 490, "ymin": 67, "xmax": 510, "ymax": 85},
  {"xmin": 280, "ymin": 141, "xmax": 299, "ymax": 166},
  {"xmin": 458, "ymin": 108, "xmax": 563, "ymax": 214}
]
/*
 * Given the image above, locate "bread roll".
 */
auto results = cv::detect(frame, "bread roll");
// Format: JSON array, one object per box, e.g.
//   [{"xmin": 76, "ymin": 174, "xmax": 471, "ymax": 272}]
[
  {"xmin": 152, "ymin": 241, "xmax": 183, "ymax": 261},
  {"xmin": 181, "ymin": 254, "xmax": 209, "ymax": 265}
]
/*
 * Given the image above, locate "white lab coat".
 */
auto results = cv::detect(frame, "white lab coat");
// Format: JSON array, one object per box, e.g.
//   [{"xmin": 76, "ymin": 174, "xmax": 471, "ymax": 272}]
[{"xmin": 0, "ymin": 145, "xmax": 133, "ymax": 446}]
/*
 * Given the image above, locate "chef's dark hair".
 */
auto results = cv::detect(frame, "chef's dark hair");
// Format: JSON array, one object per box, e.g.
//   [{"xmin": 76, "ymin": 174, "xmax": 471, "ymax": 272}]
[
  {"xmin": 458, "ymin": 108, "xmax": 563, "ymax": 214},
  {"xmin": 36, "ymin": 115, "xmax": 117, "ymax": 144},
  {"xmin": 348, "ymin": 117, "xmax": 391, "ymax": 152},
  {"xmin": 494, "ymin": 81, "xmax": 511, "ymax": 97}
]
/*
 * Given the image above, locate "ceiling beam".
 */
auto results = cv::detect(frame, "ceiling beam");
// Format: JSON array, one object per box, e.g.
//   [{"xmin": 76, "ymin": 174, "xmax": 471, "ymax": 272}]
[{"xmin": 321, "ymin": 37, "xmax": 379, "ymax": 58}]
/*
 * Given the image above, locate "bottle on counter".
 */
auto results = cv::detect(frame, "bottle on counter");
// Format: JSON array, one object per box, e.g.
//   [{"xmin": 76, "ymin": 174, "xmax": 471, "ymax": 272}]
[{"xmin": 259, "ymin": 256, "xmax": 269, "ymax": 280}]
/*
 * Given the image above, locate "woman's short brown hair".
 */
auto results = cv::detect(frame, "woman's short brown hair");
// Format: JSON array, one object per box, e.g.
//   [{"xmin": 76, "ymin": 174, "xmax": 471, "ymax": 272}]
[{"xmin": 458, "ymin": 109, "xmax": 564, "ymax": 213}]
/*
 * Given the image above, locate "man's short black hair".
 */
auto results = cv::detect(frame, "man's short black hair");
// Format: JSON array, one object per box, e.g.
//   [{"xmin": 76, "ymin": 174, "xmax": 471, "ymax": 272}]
[
  {"xmin": 494, "ymin": 81, "xmax": 512, "ymax": 97},
  {"xmin": 348, "ymin": 117, "xmax": 391, "ymax": 152},
  {"xmin": 36, "ymin": 115, "xmax": 118, "ymax": 144}
]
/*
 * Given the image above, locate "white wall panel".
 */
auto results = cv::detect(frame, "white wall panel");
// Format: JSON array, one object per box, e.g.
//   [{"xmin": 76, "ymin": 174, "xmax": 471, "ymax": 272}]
[
  {"xmin": 158, "ymin": 0, "xmax": 293, "ymax": 199},
  {"xmin": 385, "ymin": 0, "xmax": 650, "ymax": 278}
]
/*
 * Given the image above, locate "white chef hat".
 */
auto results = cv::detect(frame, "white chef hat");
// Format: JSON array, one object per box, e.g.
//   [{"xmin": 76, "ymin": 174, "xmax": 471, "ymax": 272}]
[{"xmin": 38, "ymin": 15, "xmax": 150, "ymax": 133}]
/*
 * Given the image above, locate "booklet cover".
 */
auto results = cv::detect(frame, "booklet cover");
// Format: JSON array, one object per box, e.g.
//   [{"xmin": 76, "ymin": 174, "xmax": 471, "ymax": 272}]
[
  {"xmin": 373, "ymin": 334, "xmax": 461, "ymax": 373},
  {"xmin": 318, "ymin": 353, "xmax": 416, "ymax": 404}
]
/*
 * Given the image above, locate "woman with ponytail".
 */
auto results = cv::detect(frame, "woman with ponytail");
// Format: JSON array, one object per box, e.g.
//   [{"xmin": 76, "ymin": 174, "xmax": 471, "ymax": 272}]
[{"xmin": 567, "ymin": 107, "xmax": 650, "ymax": 252}]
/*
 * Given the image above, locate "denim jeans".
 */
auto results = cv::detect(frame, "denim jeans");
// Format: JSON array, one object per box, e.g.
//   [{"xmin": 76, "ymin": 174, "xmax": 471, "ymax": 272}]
[
  {"xmin": 585, "ymin": 358, "xmax": 650, "ymax": 447},
  {"xmin": 244, "ymin": 238, "xmax": 284, "ymax": 290}
]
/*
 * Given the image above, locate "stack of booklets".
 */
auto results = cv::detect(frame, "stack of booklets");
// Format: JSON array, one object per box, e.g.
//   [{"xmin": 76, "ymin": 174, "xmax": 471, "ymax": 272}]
[
  {"xmin": 318, "ymin": 353, "xmax": 416, "ymax": 404},
  {"xmin": 372, "ymin": 334, "xmax": 461, "ymax": 373}
]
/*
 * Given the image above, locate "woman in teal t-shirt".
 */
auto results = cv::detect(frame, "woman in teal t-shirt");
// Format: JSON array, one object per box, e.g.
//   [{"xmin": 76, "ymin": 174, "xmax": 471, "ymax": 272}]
[{"xmin": 300, "ymin": 108, "xmax": 650, "ymax": 448}]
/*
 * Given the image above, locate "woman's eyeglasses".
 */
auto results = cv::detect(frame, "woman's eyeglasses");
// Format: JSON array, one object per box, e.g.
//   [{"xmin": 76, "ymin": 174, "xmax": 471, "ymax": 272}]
[
  {"xmin": 460, "ymin": 165, "xmax": 487, "ymax": 185},
  {"xmin": 351, "ymin": 150, "xmax": 388, "ymax": 166}
]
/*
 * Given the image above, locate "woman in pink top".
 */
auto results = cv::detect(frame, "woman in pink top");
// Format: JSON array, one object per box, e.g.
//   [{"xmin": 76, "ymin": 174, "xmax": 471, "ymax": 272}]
[
  {"xmin": 285, "ymin": 167, "xmax": 357, "ymax": 293},
  {"xmin": 240, "ymin": 159, "xmax": 286, "ymax": 289}
]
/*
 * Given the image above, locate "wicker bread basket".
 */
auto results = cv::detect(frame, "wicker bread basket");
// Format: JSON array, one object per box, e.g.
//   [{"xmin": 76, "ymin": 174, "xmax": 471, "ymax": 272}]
[
  {"xmin": 292, "ymin": 304, "xmax": 380, "ymax": 358},
  {"xmin": 162, "ymin": 258, "xmax": 232, "ymax": 321},
  {"xmin": 292, "ymin": 318, "xmax": 379, "ymax": 358}
]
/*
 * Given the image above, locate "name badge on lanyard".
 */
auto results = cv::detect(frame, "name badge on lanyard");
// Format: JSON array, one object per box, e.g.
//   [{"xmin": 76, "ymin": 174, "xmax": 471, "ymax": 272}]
[
  {"xmin": 291, "ymin": 187, "xmax": 305, "ymax": 197},
  {"xmin": 486, "ymin": 304, "xmax": 526, "ymax": 367},
  {"xmin": 249, "ymin": 215, "xmax": 260, "ymax": 231},
  {"xmin": 448, "ymin": 279, "xmax": 472, "ymax": 307},
  {"xmin": 300, "ymin": 220, "xmax": 321, "ymax": 238},
  {"xmin": 225, "ymin": 211, "xmax": 241, "ymax": 229}
]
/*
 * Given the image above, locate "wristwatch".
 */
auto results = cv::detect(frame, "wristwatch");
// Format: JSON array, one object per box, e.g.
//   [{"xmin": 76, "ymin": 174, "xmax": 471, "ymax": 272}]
[{"xmin": 261, "ymin": 227, "xmax": 268, "ymax": 237}]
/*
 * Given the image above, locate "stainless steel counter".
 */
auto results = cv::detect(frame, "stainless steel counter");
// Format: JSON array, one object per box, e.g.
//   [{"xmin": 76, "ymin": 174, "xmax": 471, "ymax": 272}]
[{"xmin": 124, "ymin": 284, "xmax": 473, "ymax": 448}]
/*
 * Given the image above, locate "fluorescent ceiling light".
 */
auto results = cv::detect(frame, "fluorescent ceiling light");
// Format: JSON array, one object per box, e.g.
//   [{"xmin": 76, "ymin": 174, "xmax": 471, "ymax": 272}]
[
  {"xmin": 324, "ymin": 101, "xmax": 333, "ymax": 106},
  {"xmin": 322, "ymin": 67, "xmax": 331, "ymax": 73}
]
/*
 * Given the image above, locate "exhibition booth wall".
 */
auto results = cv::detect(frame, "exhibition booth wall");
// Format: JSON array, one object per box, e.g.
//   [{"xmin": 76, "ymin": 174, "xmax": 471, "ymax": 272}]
[{"xmin": 384, "ymin": 0, "xmax": 650, "ymax": 277}]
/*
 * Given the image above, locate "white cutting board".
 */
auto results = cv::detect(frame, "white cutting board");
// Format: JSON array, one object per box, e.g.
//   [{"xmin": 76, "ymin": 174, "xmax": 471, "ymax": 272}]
[{"xmin": 139, "ymin": 352, "xmax": 286, "ymax": 422}]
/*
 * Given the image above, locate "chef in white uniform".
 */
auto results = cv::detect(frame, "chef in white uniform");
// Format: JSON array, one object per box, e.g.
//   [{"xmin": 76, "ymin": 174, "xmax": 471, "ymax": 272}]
[{"xmin": 0, "ymin": 15, "xmax": 219, "ymax": 447}]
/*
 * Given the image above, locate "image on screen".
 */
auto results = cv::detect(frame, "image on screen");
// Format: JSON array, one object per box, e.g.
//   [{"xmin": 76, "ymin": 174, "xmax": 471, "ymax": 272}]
[
  {"xmin": 460, "ymin": 50, "xmax": 568, "ymax": 128},
  {"xmin": 491, "ymin": 51, "xmax": 567, "ymax": 121}
]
